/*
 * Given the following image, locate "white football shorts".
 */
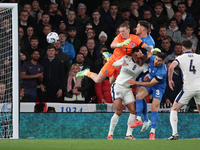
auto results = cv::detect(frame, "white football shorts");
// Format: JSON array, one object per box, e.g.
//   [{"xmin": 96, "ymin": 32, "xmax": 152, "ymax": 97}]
[{"xmin": 111, "ymin": 83, "xmax": 135, "ymax": 105}]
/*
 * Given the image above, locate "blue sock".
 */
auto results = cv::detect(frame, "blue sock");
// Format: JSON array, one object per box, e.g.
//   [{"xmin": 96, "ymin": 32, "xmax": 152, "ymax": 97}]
[
  {"xmin": 151, "ymin": 111, "xmax": 159, "ymax": 129},
  {"xmin": 136, "ymin": 99, "xmax": 143, "ymax": 117},
  {"xmin": 142, "ymin": 99, "xmax": 149, "ymax": 122}
]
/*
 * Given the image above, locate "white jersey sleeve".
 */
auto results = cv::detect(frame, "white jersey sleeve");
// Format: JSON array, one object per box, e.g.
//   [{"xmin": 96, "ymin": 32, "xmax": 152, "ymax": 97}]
[{"xmin": 112, "ymin": 55, "xmax": 126, "ymax": 67}]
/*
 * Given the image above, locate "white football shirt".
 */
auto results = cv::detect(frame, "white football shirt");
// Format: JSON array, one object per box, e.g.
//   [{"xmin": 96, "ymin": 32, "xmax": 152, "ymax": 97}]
[
  {"xmin": 175, "ymin": 52, "xmax": 200, "ymax": 91},
  {"xmin": 113, "ymin": 55, "xmax": 148, "ymax": 88}
]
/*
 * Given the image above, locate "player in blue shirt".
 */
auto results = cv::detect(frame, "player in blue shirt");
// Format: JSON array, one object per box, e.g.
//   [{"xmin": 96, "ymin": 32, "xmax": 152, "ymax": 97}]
[
  {"xmin": 127, "ymin": 51, "xmax": 167, "ymax": 140},
  {"xmin": 135, "ymin": 20, "xmax": 156, "ymax": 132}
]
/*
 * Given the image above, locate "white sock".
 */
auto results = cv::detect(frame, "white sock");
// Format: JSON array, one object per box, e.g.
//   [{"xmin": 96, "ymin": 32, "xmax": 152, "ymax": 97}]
[
  {"xmin": 150, "ymin": 128, "xmax": 155, "ymax": 134},
  {"xmin": 136, "ymin": 116, "xmax": 142, "ymax": 121},
  {"xmin": 170, "ymin": 110, "xmax": 178, "ymax": 135},
  {"xmin": 126, "ymin": 114, "xmax": 136, "ymax": 136},
  {"xmin": 108, "ymin": 113, "xmax": 119, "ymax": 135}
]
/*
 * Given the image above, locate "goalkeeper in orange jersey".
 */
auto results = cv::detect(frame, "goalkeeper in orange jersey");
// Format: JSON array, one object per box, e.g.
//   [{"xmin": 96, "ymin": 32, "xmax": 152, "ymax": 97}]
[{"xmin": 76, "ymin": 23, "xmax": 159, "ymax": 83}]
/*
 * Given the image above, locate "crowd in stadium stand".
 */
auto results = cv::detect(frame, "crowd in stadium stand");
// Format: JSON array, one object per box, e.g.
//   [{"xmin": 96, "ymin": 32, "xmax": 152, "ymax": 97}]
[{"xmin": 1, "ymin": 0, "xmax": 200, "ymax": 104}]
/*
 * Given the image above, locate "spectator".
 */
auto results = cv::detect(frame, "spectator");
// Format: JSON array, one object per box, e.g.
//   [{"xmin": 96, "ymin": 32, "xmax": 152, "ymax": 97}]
[
  {"xmin": 49, "ymin": 2, "xmax": 63, "ymax": 29},
  {"xmin": 39, "ymin": 45, "xmax": 65, "ymax": 102},
  {"xmin": 114, "ymin": 0, "xmax": 131, "ymax": 15},
  {"xmin": 20, "ymin": 86, "xmax": 30, "ymax": 102},
  {"xmin": 75, "ymin": 52, "xmax": 91, "ymax": 71},
  {"xmin": 98, "ymin": 31, "xmax": 109, "ymax": 49},
  {"xmin": 151, "ymin": 2, "xmax": 169, "ymax": 30},
  {"xmin": 31, "ymin": 0, "xmax": 42, "ymax": 21},
  {"xmin": 58, "ymin": 20, "xmax": 68, "ymax": 35},
  {"xmin": 177, "ymin": 2, "xmax": 196, "ymax": 27},
  {"xmin": 173, "ymin": 11, "xmax": 187, "ymax": 34},
  {"xmin": 79, "ymin": 46, "xmax": 93, "ymax": 69},
  {"xmin": 19, "ymin": 27, "xmax": 25, "ymax": 50},
  {"xmin": 59, "ymin": 31, "xmax": 75, "ymax": 64},
  {"xmin": 22, "ymin": 26, "xmax": 37, "ymax": 50},
  {"xmin": 86, "ymin": 38, "xmax": 100, "ymax": 62},
  {"xmin": 19, "ymin": 10, "xmax": 32, "ymax": 33},
  {"xmin": 54, "ymin": 40, "xmax": 71, "ymax": 74},
  {"xmin": 23, "ymin": 3, "xmax": 37, "ymax": 27},
  {"xmin": 104, "ymin": 3, "xmax": 122, "ymax": 37},
  {"xmin": 162, "ymin": 60, "xmax": 182, "ymax": 104},
  {"xmin": 177, "ymin": 24, "xmax": 199, "ymax": 53},
  {"xmin": 0, "ymin": 82, "xmax": 11, "ymax": 103},
  {"xmin": 65, "ymin": 10, "xmax": 83, "ymax": 38},
  {"xmin": 81, "ymin": 28, "xmax": 101, "ymax": 50},
  {"xmin": 75, "ymin": 3, "xmax": 91, "ymax": 26},
  {"xmin": 129, "ymin": 1, "xmax": 141, "ymax": 22},
  {"xmin": 94, "ymin": 45, "xmax": 109, "ymax": 69},
  {"xmin": 162, "ymin": 0, "xmax": 178, "ymax": 20},
  {"xmin": 167, "ymin": 18, "xmax": 181, "ymax": 43},
  {"xmin": 91, "ymin": 9, "xmax": 110, "ymax": 41},
  {"xmin": 99, "ymin": 0, "xmax": 111, "ymax": 21},
  {"xmin": 38, "ymin": 24, "xmax": 51, "ymax": 51},
  {"xmin": 116, "ymin": 8, "xmax": 137, "ymax": 34},
  {"xmin": 160, "ymin": 38, "xmax": 174, "ymax": 57},
  {"xmin": 185, "ymin": 0, "xmax": 200, "ymax": 22},
  {"xmin": 34, "ymin": 102, "xmax": 45, "ymax": 113},
  {"xmin": 164, "ymin": 43, "xmax": 182, "ymax": 63},
  {"xmin": 155, "ymin": 25, "xmax": 175, "ymax": 49},
  {"xmin": 25, "ymin": 36, "xmax": 45, "ymax": 62},
  {"xmin": 66, "ymin": 27, "xmax": 82, "ymax": 54},
  {"xmin": 59, "ymin": 0, "xmax": 76, "ymax": 16},
  {"xmin": 64, "ymin": 63, "xmax": 89, "ymax": 103},
  {"xmin": 36, "ymin": 12, "xmax": 57, "ymax": 37},
  {"xmin": 47, "ymin": 106, "xmax": 56, "ymax": 112},
  {"xmin": 21, "ymin": 50, "xmax": 44, "ymax": 102},
  {"xmin": 20, "ymin": 51, "xmax": 28, "ymax": 66},
  {"xmin": 136, "ymin": 0, "xmax": 153, "ymax": 14},
  {"xmin": 95, "ymin": 58, "xmax": 112, "ymax": 103}
]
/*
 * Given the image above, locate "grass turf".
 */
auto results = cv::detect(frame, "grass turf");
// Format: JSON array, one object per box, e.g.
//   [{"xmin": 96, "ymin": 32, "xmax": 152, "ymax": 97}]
[{"xmin": 0, "ymin": 139, "xmax": 200, "ymax": 150}]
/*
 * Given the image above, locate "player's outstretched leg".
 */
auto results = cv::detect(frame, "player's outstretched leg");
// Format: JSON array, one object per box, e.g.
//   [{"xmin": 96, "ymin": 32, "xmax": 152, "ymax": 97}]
[
  {"xmin": 76, "ymin": 68, "xmax": 90, "ymax": 78},
  {"xmin": 141, "ymin": 99, "xmax": 151, "ymax": 133},
  {"xmin": 167, "ymin": 110, "xmax": 179, "ymax": 140},
  {"xmin": 102, "ymin": 52, "xmax": 112, "ymax": 61},
  {"xmin": 130, "ymin": 99, "xmax": 143, "ymax": 128},
  {"xmin": 149, "ymin": 111, "xmax": 158, "ymax": 140},
  {"xmin": 76, "ymin": 69, "xmax": 107, "ymax": 83},
  {"xmin": 107, "ymin": 113, "xmax": 119, "ymax": 140}
]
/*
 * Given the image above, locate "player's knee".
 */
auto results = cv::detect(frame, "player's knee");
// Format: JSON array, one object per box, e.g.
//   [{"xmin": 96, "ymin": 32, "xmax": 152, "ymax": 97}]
[
  {"xmin": 129, "ymin": 109, "xmax": 136, "ymax": 114},
  {"xmin": 115, "ymin": 109, "xmax": 122, "ymax": 116},
  {"xmin": 136, "ymin": 94, "xmax": 143, "ymax": 99}
]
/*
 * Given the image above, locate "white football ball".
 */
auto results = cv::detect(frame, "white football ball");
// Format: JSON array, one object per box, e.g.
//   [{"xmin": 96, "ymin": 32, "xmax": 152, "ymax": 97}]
[{"xmin": 46, "ymin": 32, "xmax": 59, "ymax": 44}]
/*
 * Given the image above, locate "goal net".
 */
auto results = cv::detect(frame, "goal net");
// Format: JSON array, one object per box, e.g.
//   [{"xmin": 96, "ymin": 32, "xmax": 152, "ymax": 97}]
[{"xmin": 0, "ymin": 3, "xmax": 19, "ymax": 139}]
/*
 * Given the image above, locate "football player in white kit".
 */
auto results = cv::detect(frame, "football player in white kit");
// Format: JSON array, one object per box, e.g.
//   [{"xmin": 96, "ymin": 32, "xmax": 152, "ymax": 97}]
[
  {"xmin": 107, "ymin": 47, "xmax": 149, "ymax": 140},
  {"xmin": 167, "ymin": 40, "xmax": 200, "ymax": 140}
]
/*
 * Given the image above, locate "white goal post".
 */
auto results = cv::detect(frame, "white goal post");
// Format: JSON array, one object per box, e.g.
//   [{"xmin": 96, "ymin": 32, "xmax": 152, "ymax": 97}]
[{"xmin": 0, "ymin": 3, "xmax": 19, "ymax": 139}]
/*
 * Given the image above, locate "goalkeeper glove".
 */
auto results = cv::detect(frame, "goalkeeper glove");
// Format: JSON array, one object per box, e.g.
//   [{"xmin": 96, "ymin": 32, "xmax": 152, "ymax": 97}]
[
  {"xmin": 151, "ymin": 48, "xmax": 161, "ymax": 55},
  {"xmin": 117, "ymin": 39, "xmax": 131, "ymax": 47}
]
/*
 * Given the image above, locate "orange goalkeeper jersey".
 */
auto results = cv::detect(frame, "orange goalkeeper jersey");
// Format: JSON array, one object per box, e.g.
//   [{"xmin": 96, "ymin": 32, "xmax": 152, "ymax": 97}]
[{"xmin": 112, "ymin": 34, "xmax": 146, "ymax": 60}]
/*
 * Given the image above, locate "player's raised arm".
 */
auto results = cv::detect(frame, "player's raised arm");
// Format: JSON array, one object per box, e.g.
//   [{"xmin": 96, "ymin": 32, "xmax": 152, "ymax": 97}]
[
  {"xmin": 110, "ymin": 38, "xmax": 131, "ymax": 49},
  {"xmin": 112, "ymin": 55, "xmax": 127, "ymax": 67},
  {"xmin": 168, "ymin": 60, "xmax": 178, "ymax": 90}
]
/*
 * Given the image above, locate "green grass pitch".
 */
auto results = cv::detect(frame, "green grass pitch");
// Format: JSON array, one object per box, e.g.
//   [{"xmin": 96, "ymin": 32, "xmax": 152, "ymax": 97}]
[{"xmin": 0, "ymin": 139, "xmax": 200, "ymax": 150}]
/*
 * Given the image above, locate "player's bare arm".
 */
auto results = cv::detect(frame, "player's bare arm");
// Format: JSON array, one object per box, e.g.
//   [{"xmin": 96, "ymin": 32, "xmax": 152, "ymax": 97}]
[
  {"xmin": 127, "ymin": 78, "xmax": 159, "ymax": 87},
  {"xmin": 168, "ymin": 61, "xmax": 178, "ymax": 91}
]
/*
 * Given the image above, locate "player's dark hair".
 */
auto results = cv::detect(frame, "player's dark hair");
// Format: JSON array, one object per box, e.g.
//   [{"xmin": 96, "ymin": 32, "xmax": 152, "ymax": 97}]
[
  {"xmin": 132, "ymin": 47, "xmax": 139, "ymax": 53},
  {"xmin": 156, "ymin": 52, "xmax": 165, "ymax": 60},
  {"xmin": 182, "ymin": 40, "xmax": 192, "ymax": 49},
  {"xmin": 119, "ymin": 23, "xmax": 130, "ymax": 30},
  {"xmin": 138, "ymin": 20, "xmax": 149, "ymax": 30}
]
